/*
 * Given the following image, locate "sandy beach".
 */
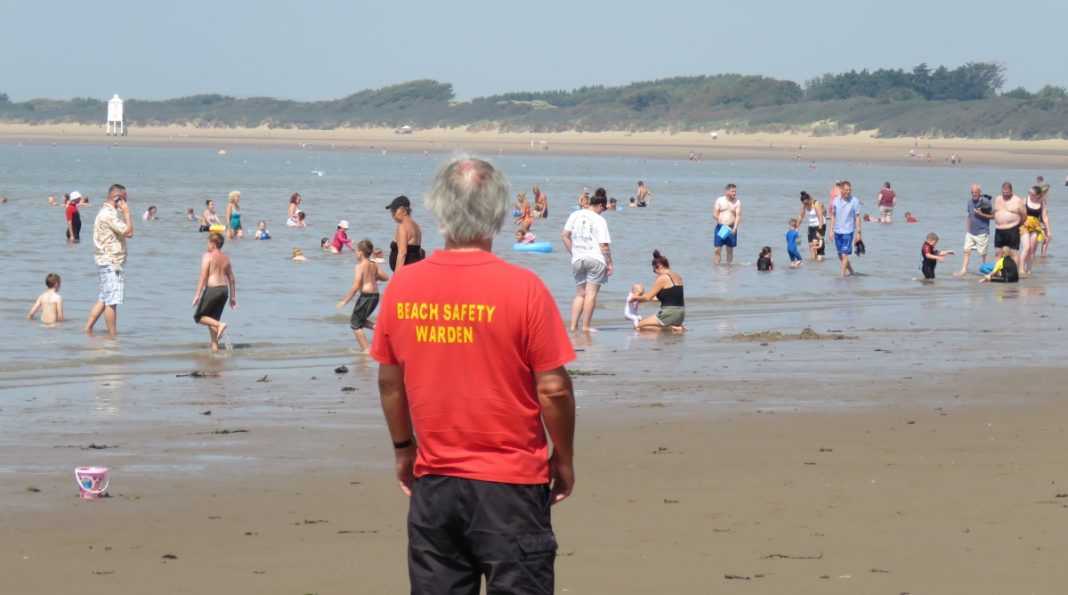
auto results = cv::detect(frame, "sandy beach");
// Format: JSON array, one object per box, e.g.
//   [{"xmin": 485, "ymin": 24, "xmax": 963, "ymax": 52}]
[
  {"xmin": 3, "ymin": 122, "xmax": 1068, "ymax": 168},
  {"xmin": 2, "ymin": 354, "xmax": 1066, "ymax": 594},
  {"xmin": 3, "ymin": 123, "xmax": 1067, "ymax": 594}
]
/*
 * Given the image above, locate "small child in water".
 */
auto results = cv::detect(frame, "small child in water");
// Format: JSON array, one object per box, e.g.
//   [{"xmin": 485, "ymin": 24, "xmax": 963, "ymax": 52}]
[
  {"xmin": 28, "ymin": 273, "xmax": 64, "ymax": 324},
  {"xmin": 920, "ymin": 232, "xmax": 954, "ymax": 279},
  {"xmin": 292, "ymin": 248, "xmax": 307, "ymax": 262},
  {"xmin": 905, "ymin": 212, "xmax": 918, "ymax": 223},
  {"xmin": 757, "ymin": 246, "xmax": 774, "ymax": 271},
  {"xmin": 786, "ymin": 219, "xmax": 802, "ymax": 268},
  {"xmin": 624, "ymin": 283, "xmax": 644, "ymax": 328},
  {"xmin": 515, "ymin": 230, "xmax": 536, "ymax": 244},
  {"xmin": 255, "ymin": 220, "xmax": 271, "ymax": 240}
]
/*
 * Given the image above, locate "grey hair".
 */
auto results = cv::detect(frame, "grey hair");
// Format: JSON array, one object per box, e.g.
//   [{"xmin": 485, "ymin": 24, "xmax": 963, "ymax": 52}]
[{"xmin": 424, "ymin": 154, "xmax": 510, "ymax": 242}]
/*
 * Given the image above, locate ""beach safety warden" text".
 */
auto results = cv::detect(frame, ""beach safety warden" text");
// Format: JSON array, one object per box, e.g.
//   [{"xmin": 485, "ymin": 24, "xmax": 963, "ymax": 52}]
[{"xmin": 396, "ymin": 302, "xmax": 497, "ymax": 344}]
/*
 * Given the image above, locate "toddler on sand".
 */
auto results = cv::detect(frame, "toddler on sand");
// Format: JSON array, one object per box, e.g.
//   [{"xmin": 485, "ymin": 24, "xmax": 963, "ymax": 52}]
[
  {"xmin": 28, "ymin": 273, "xmax": 64, "ymax": 324},
  {"xmin": 624, "ymin": 283, "xmax": 644, "ymax": 328}
]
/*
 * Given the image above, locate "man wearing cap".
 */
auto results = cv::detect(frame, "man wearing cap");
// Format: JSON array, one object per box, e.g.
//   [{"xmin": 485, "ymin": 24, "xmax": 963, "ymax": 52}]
[
  {"xmin": 372, "ymin": 156, "xmax": 576, "ymax": 593},
  {"xmin": 85, "ymin": 184, "xmax": 133, "ymax": 336},
  {"xmin": 331, "ymin": 219, "xmax": 353, "ymax": 253},
  {"xmin": 385, "ymin": 195, "xmax": 424, "ymax": 272},
  {"xmin": 562, "ymin": 191, "xmax": 612, "ymax": 331},
  {"xmin": 65, "ymin": 191, "xmax": 84, "ymax": 243}
]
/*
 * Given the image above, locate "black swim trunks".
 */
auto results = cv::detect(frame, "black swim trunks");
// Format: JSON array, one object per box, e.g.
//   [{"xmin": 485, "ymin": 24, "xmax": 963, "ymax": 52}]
[
  {"xmin": 994, "ymin": 227, "xmax": 1021, "ymax": 250},
  {"xmin": 194, "ymin": 285, "xmax": 228, "ymax": 323},
  {"xmin": 349, "ymin": 293, "xmax": 380, "ymax": 329}
]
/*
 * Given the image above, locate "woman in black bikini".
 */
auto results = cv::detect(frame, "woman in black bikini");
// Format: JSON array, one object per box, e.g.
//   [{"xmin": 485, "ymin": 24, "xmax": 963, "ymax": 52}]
[{"xmin": 632, "ymin": 250, "xmax": 685, "ymax": 331}]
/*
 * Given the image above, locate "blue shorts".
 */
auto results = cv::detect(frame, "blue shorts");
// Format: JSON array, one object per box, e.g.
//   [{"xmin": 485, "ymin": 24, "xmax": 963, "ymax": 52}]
[
  {"xmin": 834, "ymin": 232, "xmax": 854, "ymax": 255},
  {"xmin": 97, "ymin": 265, "xmax": 125, "ymax": 306},
  {"xmin": 713, "ymin": 224, "xmax": 737, "ymax": 248},
  {"xmin": 788, "ymin": 249, "xmax": 802, "ymax": 263}
]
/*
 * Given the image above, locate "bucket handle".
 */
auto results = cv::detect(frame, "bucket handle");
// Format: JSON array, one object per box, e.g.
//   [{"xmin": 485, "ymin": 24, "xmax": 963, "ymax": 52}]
[{"xmin": 74, "ymin": 469, "xmax": 110, "ymax": 495}]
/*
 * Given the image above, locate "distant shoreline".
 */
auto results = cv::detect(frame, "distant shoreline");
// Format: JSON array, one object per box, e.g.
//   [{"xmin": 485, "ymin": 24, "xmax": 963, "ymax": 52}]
[{"xmin": 2, "ymin": 123, "xmax": 1067, "ymax": 168}]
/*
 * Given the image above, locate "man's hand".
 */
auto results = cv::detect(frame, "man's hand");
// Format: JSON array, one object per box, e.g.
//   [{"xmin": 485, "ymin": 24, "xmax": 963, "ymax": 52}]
[
  {"xmin": 548, "ymin": 451, "xmax": 574, "ymax": 505},
  {"xmin": 395, "ymin": 446, "xmax": 417, "ymax": 497}
]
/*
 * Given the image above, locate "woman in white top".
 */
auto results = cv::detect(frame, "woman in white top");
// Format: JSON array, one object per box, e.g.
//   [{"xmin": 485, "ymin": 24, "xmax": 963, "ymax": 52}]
[{"xmin": 798, "ymin": 191, "xmax": 826, "ymax": 261}]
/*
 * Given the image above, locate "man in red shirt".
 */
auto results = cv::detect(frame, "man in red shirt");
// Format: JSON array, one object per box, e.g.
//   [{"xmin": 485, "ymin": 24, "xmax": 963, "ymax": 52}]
[
  {"xmin": 877, "ymin": 181, "xmax": 897, "ymax": 223},
  {"xmin": 372, "ymin": 156, "xmax": 576, "ymax": 594},
  {"xmin": 66, "ymin": 191, "xmax": 83, "ymax": 243}
]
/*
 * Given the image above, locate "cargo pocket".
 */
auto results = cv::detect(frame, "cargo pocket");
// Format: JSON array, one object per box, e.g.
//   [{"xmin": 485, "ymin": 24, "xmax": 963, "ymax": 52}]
[{"xmin": 516, "ymin": 531, "xmax": 558, "ymax": 560}]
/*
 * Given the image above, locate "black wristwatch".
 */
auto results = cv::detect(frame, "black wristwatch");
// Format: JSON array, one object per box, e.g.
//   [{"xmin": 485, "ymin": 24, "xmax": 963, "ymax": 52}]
[{"xmin": 392, "ymin": 438, "xmax": 414, "ymax": 449}]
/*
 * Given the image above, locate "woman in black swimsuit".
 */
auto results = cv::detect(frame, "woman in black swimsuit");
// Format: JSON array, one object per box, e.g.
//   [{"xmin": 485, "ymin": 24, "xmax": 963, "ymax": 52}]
[
  {"xmin": 632, "ymin": 250, "xmax": 686, "ymax": 331},
  {"xmin": 386, "ymin": 195, "xmax": 425, "ymax": 272}
]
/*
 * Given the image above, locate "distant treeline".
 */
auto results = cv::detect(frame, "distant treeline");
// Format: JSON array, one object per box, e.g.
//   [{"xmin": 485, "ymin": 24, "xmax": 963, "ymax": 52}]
[{"xmin": 2, "ymin": 62, "xmax": 1067, "ymax": 139}]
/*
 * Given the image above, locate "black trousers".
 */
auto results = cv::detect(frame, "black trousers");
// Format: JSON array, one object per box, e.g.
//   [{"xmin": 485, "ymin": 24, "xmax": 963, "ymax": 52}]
[{"xmin": 408, "ymin": 475, "xmax": 557, "ymax": 595}]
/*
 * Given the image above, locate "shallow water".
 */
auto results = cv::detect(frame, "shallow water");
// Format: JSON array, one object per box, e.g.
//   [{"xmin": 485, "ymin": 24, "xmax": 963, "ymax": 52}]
[{"xmin": 1, "ymin": 142, "xmax": 1064, "ymax": 430}]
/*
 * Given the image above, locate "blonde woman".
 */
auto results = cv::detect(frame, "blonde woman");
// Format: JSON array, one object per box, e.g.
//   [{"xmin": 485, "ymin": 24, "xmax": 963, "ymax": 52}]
[{"xmin": 225, "ymin": 190, "xmax": 243, "ymax": 239}]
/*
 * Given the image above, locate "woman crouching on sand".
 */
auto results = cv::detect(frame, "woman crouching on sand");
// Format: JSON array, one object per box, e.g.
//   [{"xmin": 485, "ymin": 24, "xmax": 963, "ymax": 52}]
[{"xmin": 632, "ymin": 249, "xmax": 686, "ymax": 332}]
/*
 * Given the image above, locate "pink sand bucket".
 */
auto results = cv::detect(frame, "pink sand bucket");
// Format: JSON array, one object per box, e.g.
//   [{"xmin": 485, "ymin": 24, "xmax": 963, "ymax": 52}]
[{"xmin": 74, "ymin": 466, "xmax": 109, "ymax": 499}]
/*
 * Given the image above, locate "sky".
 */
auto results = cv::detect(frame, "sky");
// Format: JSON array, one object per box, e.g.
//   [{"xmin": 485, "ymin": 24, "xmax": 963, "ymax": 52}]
[{"xmin": 3, "ymin": 0, "xmax": 1064, "ymax": 103}]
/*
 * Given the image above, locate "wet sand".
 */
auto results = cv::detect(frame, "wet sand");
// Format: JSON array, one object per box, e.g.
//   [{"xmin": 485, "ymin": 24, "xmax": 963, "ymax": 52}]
[
  {"xmin": 3, "ymin": 123, "xmax": 1067, "ymax": 593},
  {"xmin": 4, "ymin": 122, "xmax": 1068, "ymax": 167},
  {"xmin": 2, "ymin": 358, "xmax": 1066, "ymax": 594}
]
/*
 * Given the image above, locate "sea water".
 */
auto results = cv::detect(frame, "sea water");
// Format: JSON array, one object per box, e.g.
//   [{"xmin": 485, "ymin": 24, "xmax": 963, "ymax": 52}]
[{"xmin": 0, "ymin": 142, "xmax": 1064, "ymax": 418}]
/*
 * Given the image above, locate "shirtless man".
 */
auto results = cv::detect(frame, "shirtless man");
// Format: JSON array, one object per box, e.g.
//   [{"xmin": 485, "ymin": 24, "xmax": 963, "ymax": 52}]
[
  {"xmin": 338, "ymin": 239, "xmax": 389, "ymax": 353},
  {"xmin": 191, "ymin": 232, "xmax": 237, "ymax": 352},
  {"xmin": 636, "ymin": 181, "xmax": 652, "ymax": 206},
  {"xmin": 992, "ymin": 181, "xmax": 1027, "ymax": 261},
  {"xmin": 712, "ymin": 183, "xmax": 742, "ymax": 265}
]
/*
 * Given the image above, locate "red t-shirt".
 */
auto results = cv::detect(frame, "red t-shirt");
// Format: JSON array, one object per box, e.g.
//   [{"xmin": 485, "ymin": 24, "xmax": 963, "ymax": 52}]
[
  {"xmin": 878, "ymin": 188, "xmax": 896, "ymax": 208},
  {"xmin": 66, "ymin": 202, "xmax": 78, "ymax": 222},
  {"xmin": 371, "ymin": 249, "xmax": 575, "ymax": 484}
]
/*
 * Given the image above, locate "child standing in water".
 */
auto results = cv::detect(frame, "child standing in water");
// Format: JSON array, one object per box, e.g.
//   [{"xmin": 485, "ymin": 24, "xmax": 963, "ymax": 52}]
[
  {"xmin": 786, "ymin": 219, "xmax": 803, "ymax": 268},
  {"xmin": 757, "ymin": 246, "xmax": 774, "ymax": 271},
  {"xmin": 254, "ymin": 220, "xmax": 271, "ymax": 240},
  {"xmin": 920, "ymin": 232, "xmax": 955, "ymax": 279},
  {"xmin": 192, "ymin": 232, "xmax": 237, "ymax": 353},
  {"xmin": 624, "ymin": 283, "xmax": 644, "ymax": 328},
  {"xmin": 338, "ymin": 239, "xmax": 389, "ymax": 353},
  {"xmin": 28, "ymin": 273, "xmax": 64, "ymax": 324}
]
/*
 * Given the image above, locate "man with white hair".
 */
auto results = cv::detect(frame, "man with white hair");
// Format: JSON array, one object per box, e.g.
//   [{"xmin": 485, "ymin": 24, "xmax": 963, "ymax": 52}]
[{"xmin": 372, "ymin": 156, "xmax": 576, "ymax": 594}]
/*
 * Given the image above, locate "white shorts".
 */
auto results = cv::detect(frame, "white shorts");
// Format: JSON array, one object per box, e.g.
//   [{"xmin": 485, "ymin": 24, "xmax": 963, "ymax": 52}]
[
  {"xmin": 97, "ymin": 265, "xmax": 125, "ymax": 306},
  {"xmin": 963, "ymin": 233, "xmax": 989, "ymax": 256}
]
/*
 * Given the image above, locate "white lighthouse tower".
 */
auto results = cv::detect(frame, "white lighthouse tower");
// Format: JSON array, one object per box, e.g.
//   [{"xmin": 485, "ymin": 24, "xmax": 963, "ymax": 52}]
[{"xmin": 106, "ymin": 94, "xmax": 125, "ymax": 136}]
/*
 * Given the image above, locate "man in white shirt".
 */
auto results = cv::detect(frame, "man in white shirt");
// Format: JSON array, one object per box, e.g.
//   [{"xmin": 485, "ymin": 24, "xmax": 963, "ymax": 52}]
[{"xmin": 562, "ymin": 193, "xmax": 612, "ymax": 331}]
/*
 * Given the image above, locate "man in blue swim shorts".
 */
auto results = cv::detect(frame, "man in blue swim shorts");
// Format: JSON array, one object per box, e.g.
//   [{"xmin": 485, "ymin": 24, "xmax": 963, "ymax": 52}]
[
  {"xmin": 712, "ymin": 183, "xmax": 742, "ymax": 265},
  {"xmin": 85, "ymin": 184, "xmax": 133, "ymax": 336},
  {"xmin": 827, "ymin": 180, "xmax": 862, "ymax": 278}
]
